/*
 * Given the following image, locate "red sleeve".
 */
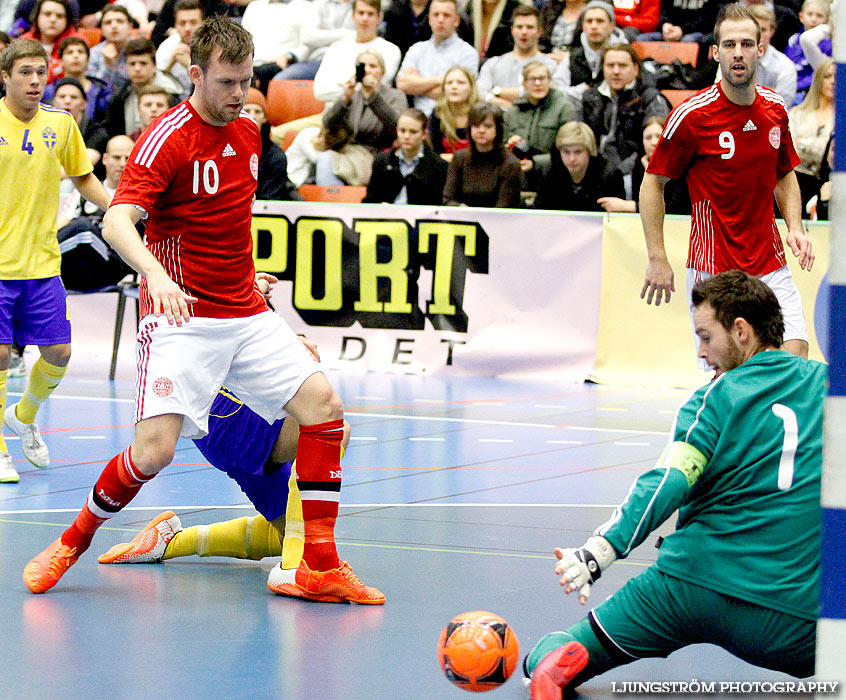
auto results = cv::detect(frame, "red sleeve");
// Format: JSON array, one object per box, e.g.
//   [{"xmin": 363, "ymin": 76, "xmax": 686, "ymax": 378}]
[
  {"xmin": 777, "ymin": 108, "xmax": 802, "ymax": 179},
  {"xmin": 647, "ymin": 110, "xmax": 697, "ymax": 180},
  {"xmin": 615, "ymin": 0, "xmax": 659, "ymax": 32},
  {"xmin": 111, "ymin": 125, "xmax": 180, "ymax": 214}
]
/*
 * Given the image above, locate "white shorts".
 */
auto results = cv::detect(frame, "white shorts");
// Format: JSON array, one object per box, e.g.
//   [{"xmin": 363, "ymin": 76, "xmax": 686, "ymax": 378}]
[
  {"xmin": 135, "ymin": 310, "xmax": 320, "ymax": 439},
  {"xmin": 686, "ymin": 266, "xmax": 808, "ymax": 369}
]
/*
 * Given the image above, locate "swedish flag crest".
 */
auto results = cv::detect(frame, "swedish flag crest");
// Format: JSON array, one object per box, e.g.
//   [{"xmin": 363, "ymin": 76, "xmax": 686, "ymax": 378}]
[{"xmin": 42, "ymin": 126, "xmax": 57, "ymax": 151}]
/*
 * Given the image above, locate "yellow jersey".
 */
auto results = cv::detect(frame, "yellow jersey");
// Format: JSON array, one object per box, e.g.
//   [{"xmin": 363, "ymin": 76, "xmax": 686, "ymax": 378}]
[{"xmin": 0, "ymin": 98, "xmax": 92, "ymax": 279}]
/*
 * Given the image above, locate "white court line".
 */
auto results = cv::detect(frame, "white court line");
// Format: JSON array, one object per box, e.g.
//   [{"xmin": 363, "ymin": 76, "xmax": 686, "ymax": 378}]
[
  {"xmin": 546, "ymin": 440, "xmax": 582, "ymax": 445},
  {"xmin": 535, "ymin": 404, "xmax": 568, "ymax": 409},
  {"xmin": 478, "ymin": 438, "xmax": 513, "ymax": 443},
  {"xmin": 614, "ymin": 441, "xmax": 652, "ymax": 446},
  {"xmin": 350, "ymin": 436, "xmax": 378, "ymax": 441},
  {"xmin": 472, "ymin": 402, "xmax": 504, "ymax": 406},
  {"xmin": 597, "ymin": 407, "xmax": 627, "ymax": 412},
  {"xmin": 409, "ymin": 437, "xmax": 445, "ymax": 442},
  {"xmin": 0, "ymin": 503, "xmax": 620, "ymax": 515},
  {"xmin": 348, "ymin": 412, "xmax": 667, "ymax": 435},
  {"xmin": 7, "ymin": 392, "xmax": 135, "ymax": 404},
  {"xmin": 413, "ymin": 399, "xmax": 445, "ymax": 404},
  {"xmin": 355, "ymin": 396, "xmax": 386, "ymax": 401},
  {"xmin": 13, "ymin": 395, "xmax": 668, "ymax": 436},
  {"xmin": 69, "ymin": 436, "xmax": 106, "ymax": 440}
]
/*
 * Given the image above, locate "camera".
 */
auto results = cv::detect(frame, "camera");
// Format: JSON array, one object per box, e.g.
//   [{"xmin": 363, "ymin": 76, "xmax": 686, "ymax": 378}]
[
  {"xmin": 511, "ymin": 139, "xmax": 532, "ymax": 160},
  {"xmin": 355, "ymin": 62, "xmax": 366, "ymax": 82}
]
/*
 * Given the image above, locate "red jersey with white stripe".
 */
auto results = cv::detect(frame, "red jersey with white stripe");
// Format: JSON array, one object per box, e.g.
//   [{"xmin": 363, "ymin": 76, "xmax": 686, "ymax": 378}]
[
  {"xmin": 111, "ymin": 100, "xmax": 267, "ymax": 318},
  {"xmin": 647, "ymin": 83, "xmax": 800, "ymax": 276}
]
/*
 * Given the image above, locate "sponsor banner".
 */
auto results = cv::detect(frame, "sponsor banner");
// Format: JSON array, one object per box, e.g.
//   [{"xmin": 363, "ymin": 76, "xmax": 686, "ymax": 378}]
[
  {"xmin": 595, "ymin": 215, "xmax": 830, "ymax": 388},
  {"xmin": 252, "ymin": 201, "xmax": 604, "ymax": 379}
]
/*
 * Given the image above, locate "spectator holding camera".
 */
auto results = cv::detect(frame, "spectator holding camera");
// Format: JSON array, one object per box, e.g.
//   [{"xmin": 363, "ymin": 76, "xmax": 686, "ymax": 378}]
[
  {"xmin": 534, "ymin": 121, "xmax": 623, "ymax": 211},
  {"xmin": 503, "ymin": 60, "xmax": 576, "ymax": 176},
  {"xmin": 443, "ymin": 102, "xmax": 522, "ymax": 208},
  {"xmin": 315, "ymin": 49, "xmax": 406, "ymax": 186},
  {"xmin": 312, "ymin": 0, "xmax": 401, "ymax": 104}
]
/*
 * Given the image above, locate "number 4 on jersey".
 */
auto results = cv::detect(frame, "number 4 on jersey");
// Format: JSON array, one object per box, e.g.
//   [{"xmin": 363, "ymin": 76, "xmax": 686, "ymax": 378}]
[{"xmin": 21, "ymin": 129, "xmax": 34, "ymax": 155}]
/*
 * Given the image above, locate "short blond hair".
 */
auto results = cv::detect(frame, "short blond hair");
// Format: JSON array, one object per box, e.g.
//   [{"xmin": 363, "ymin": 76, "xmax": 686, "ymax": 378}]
[
  {"xmin": 801, "ymin": 0, "xmax": 829, "ymax": 20},
  {"xmin": 555, "ymin": 121, "xmax": 597, "ymax": 155},
  {"xmin": 521, "ymin": 60, "xmax": 550, "ymax": 82},
  {"xmin": 748, "ymin": 4, "xmax": 776, "ymax": 28}
]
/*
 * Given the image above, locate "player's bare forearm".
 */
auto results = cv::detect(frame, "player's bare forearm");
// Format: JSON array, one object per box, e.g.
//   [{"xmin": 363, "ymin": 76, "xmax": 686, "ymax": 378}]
[
  {"xmin": 71, "ymin": 172, "xmax": 111, "ymax": 212},
  {"xmin": 103, "ymin": 204, "xmax": 197, "ymax": 325},
  {"xmin": 638, "ymin": 173, "xmax": 675, "ymax": 304},
  {"xmin": 776, "ymin": 171, "xmax": 815, "ymax": 271}
]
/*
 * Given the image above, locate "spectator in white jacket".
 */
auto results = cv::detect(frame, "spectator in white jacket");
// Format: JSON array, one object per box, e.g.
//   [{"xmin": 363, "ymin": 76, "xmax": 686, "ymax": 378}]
[
  {"xmin": 312, "ymin": 0, "xmax": 401, "ymax": 103},
  {"xmin": 242, "ymin": 0, "xmax": 317, "ymax": 90}
]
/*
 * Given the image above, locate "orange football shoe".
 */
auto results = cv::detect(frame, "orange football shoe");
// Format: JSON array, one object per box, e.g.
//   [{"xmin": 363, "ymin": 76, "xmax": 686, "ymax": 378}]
[
  {"xmin": 268, "ymin": 560, "xmax": 385, "ymax": 604},
  {"xmin": 530, "ymin": 641, "xmax": 590, "ymax": 700},
  {"xmin": 24, "ymin": 538, "xmax": 80, "ymax": 594},
  {"xmin": 98, "ymin": 511, "xmax": 182, "ymax": 564}
]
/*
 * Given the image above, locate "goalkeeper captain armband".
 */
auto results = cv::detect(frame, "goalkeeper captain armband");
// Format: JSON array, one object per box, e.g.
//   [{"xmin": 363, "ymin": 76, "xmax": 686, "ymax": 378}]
[{"xmin": 656, "ymin": 441, "xmax": 707, "ymax": 488}]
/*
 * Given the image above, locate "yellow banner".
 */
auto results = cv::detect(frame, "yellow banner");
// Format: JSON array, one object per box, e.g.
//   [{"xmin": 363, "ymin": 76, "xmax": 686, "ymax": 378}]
[{"xmin": 595, "ymin": 215, "xmax": 830, "ymax": 388}]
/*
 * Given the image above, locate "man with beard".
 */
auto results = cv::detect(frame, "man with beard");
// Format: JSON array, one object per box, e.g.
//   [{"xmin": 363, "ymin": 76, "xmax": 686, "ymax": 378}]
[{"xmin": 525, "ymin": 270, "xmax": 825, "ymax": 699}]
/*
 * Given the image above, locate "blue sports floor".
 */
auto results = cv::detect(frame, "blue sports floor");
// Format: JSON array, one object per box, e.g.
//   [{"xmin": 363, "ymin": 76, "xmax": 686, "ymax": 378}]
[{"xmin": 0, "ymin": 364, "xmax": 809, "ymax": 700}]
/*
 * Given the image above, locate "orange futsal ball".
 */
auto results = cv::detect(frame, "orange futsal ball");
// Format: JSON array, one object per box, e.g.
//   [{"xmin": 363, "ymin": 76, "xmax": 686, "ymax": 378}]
[{"xmin": 437, "ymin": 610, "xmax": 519, "ymax": 692}]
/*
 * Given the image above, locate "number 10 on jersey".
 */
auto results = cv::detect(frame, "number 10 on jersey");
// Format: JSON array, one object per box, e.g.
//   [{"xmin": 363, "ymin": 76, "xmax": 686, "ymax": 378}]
[{"xmin": 192, "ymin": 160, "xmax": 220, "ymax": 195}]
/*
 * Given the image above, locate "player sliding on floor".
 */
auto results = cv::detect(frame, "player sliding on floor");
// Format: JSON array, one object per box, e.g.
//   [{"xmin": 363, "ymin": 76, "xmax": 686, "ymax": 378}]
[
  {"xmin": 526, "ymin": 271, "xmax": 825, "ymax": 699},
  {"xmin": 23, "ymin": 16, "xmax": 382, "ymax": 604},
  {"xmin": 99, "ymin": 392, "xmax": 358, "ymax": 601},
  {"xmin": 98, "ymin": 335, "xmax": 367, "ymax": 602}
]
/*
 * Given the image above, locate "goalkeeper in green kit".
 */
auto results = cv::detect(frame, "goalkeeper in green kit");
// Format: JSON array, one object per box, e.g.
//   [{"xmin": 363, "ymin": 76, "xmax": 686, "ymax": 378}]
[{"xmin": 526, "ymin": 270, "xmax": 826, "ymax": 699}]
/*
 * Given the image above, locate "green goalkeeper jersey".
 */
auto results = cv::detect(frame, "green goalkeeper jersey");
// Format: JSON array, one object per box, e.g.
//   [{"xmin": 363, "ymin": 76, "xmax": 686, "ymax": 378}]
[{"xmin": 596, "ymin": 350, "xmax": 826, "ymax": 621}]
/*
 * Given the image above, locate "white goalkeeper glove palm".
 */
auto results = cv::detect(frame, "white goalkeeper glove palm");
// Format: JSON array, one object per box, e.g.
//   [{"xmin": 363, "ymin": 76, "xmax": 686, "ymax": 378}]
[{"xmin": 554, "ymin": 536, "xmax": 617, "ymax": 605}]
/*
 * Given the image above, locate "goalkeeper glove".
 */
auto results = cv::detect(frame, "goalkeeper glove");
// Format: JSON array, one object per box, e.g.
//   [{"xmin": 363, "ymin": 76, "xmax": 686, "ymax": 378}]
[{"xmin": 553, "ymin": 536, "xmax": 617, "ymax": 604}]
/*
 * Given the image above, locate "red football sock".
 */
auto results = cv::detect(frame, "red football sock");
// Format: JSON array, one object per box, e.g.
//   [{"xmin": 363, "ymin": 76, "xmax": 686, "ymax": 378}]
[
  {"xmin": 295, "ymin": 419, "xmax": 344, "ymax": 571},
  {"xmin": 61, "ymin": 448, "xmax": 154, "ymax": 554}
]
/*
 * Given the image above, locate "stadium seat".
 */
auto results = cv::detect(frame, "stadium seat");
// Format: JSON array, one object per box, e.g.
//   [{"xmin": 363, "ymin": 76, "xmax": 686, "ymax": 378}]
[
  {"xmin": 298, "ymin": 185, "xmax": 367, "ymax": 203},
  {"xmin": 265, "ymin": 81, "xmax": 325, "ymax": 127},
  {"xmin": 77, "ymin": 27, "xmax": 102, "ymax": 47},
  {"xmin": 631, "ymin": 41, "xmax": 698, "ymax": 67},
  {"xmin": 662, "ymin": 89, "xmax": 697, "ymax": 108}
]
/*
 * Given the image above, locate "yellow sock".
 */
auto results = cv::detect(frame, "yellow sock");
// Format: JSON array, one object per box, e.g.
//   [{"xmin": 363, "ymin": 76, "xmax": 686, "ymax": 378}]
[
  {"xmin": 16, "ymin": 358, "xmax": 67, "ymax": 424},
  {"xmin": 160, "ymin": 455, "xmax": 328, "ymax": 564},
  {"xmin": 0, "ymin": 370, "xmax": 7, "ymax": 452},
  {"xmin": 281, "ymin": 461, "xmax": 304, "ymax": 568},
  {"xmin": 163, "ymin": 514, "xmax": 283, "ymax": 560}
]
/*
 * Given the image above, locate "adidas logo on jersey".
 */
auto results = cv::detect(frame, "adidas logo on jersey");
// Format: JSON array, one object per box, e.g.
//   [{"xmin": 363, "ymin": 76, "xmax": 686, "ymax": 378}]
[
  {"xmin": 222, "ymin": 143, "xmax": 237, "ymax": 157},
  {"xmin": 742, "ymin": 120, "xmax": 757, "ymax": 132},
  {"xmin": 0, "ymin": 136, "xmax": 7, "ymax": 146}
]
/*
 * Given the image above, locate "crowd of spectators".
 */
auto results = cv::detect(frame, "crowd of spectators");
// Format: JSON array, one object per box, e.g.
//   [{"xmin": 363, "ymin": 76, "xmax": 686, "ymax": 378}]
[{"xmin": 0, "ymin": 0, "xmax": 834, "ymax": 214}]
